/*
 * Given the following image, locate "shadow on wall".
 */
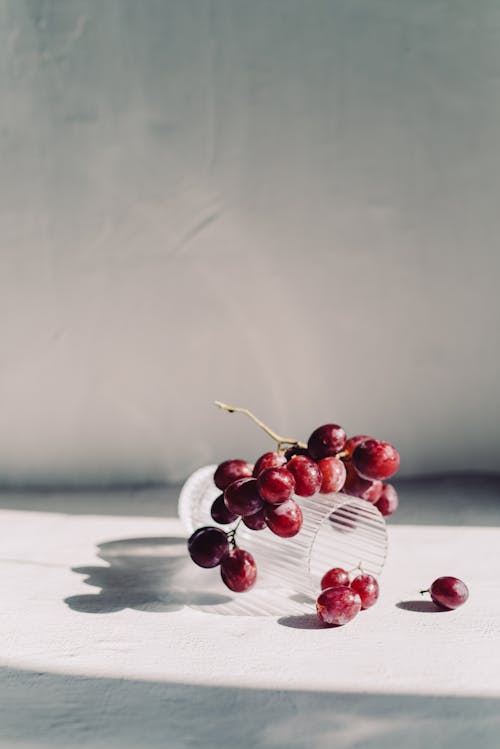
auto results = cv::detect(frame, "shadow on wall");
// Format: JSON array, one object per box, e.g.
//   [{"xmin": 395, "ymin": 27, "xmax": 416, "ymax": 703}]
[{"xmin": 0, "ymin": 666, "xmax": 498, "ymax": 749}]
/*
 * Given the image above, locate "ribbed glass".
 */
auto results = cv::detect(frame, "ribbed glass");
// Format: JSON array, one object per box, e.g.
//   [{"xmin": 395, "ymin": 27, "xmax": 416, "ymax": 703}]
[{"xmin": 178, "ymin": 465, "xmax": 388, "ymax": 597}]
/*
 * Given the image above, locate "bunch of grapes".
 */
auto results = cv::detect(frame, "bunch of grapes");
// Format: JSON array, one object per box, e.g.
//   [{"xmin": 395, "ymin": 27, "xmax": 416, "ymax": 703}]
[
  {"xmin": 316, "ymin": 565, "xmax": 379, "ymax": 626},
  {"xmin": 187, "ymin": 402, "xmax": 401, "ymax": 594}
]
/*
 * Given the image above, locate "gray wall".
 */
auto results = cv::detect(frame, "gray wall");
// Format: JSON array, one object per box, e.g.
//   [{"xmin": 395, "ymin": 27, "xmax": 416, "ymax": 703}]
[{"xmin": 1, "ymin": 1, "xmax": 499, "ymax": 484}]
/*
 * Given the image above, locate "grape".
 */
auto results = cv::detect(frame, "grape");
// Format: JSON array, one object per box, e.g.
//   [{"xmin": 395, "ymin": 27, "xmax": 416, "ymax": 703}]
[
  {"xmin": 342, "ymin": 462, "xmax": 383, "ymax": 503},
  {"xmin": 375, "ymin": 483, "xmax": 399, "ymax": 516},
  {"xmin": 214, "ymin": 459, "xmax": 253, "ymax": 491},
  {"xmin": 187, "ymin": 526, "xmax": 229, "ymax": 568},
  {"xmin": 316, "ymin": 586, "xmax": 362, "ymax": 626},
  {"xmin": 320, "ymin": 567, "xmax": 350, "ymax": 590},
  {"xmin": 242, "ymin": 508, "xmax": 267, "ymax": 530},
  {"xmin": 317, "ymin": 457, "xmax": 347, "ymax": 494},
  {"xmin": 344, "ymin": 434, "xmax": 373, "ymax": 458},
  {"xmin": 286, "ymin": 455, "xmax": 322, "ymax": 497},
  {"xmin": 210, "ymin": 494, "xmax": 239, "ymax": 525},
  {"xmin": 352, "ymin": 439, "xmax": 400, "ymax": 481},
  {"xmin": 220, "ymin": 548, "xmax": 257, "ymax": 592},
  {"xmin": 350, "ymin": 573, "xmax": 379, "ymax": 609},
  {"xmin": 257, "ymin": 466, "xmax": 295, "ymax": 504},
  {"xmin": 253, "ymin": 451, "xmax": 286, "ymax": 477},
  {"xmin": 429, "ymin": 576, "xmax": 469, "ymax": 610},
  {"xmin": 224, "ymin": 478, "xmax": 264, "ymax": 517},
  {"xmin": 284, "ymin": 445, "xmax": 310, "ymax": 460},
  {"xmin": 307, "ymin": 424, "xmax": 346, "ymax": 460},
  {"xmin": 265, "ymin": 499, "xmax": 303, "ymax": 537}
]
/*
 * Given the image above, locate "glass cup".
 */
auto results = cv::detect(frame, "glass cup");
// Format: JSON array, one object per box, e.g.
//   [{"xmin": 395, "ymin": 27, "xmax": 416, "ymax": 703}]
[{"xmin": 179, "ymin": 465, "xmax": 388, "ymax": 599}]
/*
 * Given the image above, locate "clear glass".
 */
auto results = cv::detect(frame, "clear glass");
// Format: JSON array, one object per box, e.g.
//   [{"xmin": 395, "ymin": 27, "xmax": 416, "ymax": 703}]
[{"xmin": 178, "ymin": 465, "xmax": 388, "ymax": 599}]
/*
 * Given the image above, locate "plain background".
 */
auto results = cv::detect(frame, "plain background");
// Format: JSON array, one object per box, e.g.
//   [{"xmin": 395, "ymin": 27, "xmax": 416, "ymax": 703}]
[{"xmin": 1, "ymin": 0, "xmax": 499, "ymax": 485}]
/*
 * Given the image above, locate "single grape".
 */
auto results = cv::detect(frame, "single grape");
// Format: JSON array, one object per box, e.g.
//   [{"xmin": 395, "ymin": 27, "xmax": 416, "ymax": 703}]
[
  {"xmin": 187, "ymin": 526, "xmax": 229, "ymax": 568},
  {"xmin": 210, "ymin": 494, "xmax": 239, "ymax": 525},
  {"xmin": 350, "ymin": 573, "xmax": 379, "ymax": 609},
  {"xmin": 342, "ymin": 462, "xmax": 383, "ymax": 503},
  {"xmin": 265, "ymin": 498, "xmax": 303, "ymax": 537},
  {"xmin": 317, "ymin": 457, "xmax": 347, "ymax": 494},
  {"xmin": 320, "ymin": 567, "xmax": 350, "ymax": 590},
  {"xmin": 224, "ymin": 478, "xmax": 264, "ymax": 517},
  {"xmin": 344, "ymin": 434, "xmax": 373, "ymax": 458},
  {"xmin": 242, "ymin": 508, "xmax": 267, "ymax": 530},
  {"xmin": 220, "ymin": 548, "xmax": 257, "ymax": 592},
  {"xmin": 307, "ymin": 424, "xmax": 346, "ymax": 460},
  {"xmin": 352, "ymin": 439, "xmax": 400, "ymax": 481},
  {"xmin": 316, "ymin": 586, "xmax": 362, "ymax": 626},
  {"xmin": 284, "ymin": 445, "xmax": 310, "ymax": 460},
  {"xmin": 428, "ymin": 576, "xmax": 469, "ymax": 610},
  {"xmin": 253, "ymin": 451, "xmax": 287, "ymax": 477},
  {"xmin": 286, "ymin": 455, "xmax": 322, "ymax": 497},
  {"xmin": 257, "ymin": 466, "xmax": 295, "ymax": 504},
  {"xmin": 375, "ymin": 483, "xmax": 399, "ymax": 516},
  {"xmin": 214, "ymin": 459, "xmax": 253, "ymax": 491}
]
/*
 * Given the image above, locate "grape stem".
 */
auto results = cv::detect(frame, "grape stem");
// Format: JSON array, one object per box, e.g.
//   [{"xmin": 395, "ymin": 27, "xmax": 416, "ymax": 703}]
[
  {"xmin": 419, "ymin": 589, "xmax": 430, "ymax": 596},
  {"xmin": 214, "ymin": 401, "xmax": 307, "ymax": 452},
  {"xmin": 227, "ymin": 518, "xmax": 242, "ymax": 548}
]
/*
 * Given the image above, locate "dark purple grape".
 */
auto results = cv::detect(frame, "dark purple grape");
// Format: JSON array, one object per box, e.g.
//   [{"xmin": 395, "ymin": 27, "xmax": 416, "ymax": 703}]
[
  {"xmin": 284, "ymin": 445, "xmax": 310, "ymax": 460},
  {"xmin": 187, "ymin": 526, "xmax": 229, "ymax": 568},
  {"xmin": 220, "ymin": 548, "xmax": 257, "ymax": 592},
  {"xmin": 224, "ymin": 478, "xmax": 264, "ymax": 517},
  {"xmin": 210, "ymin": 494, "xmax": 239, "ymax": 525},
  {"xmin": 214, "ymin": 459, "xmax": 253, "ymax": 491},
  {"xmin": 242, "ymin": 508, "xmax": 267, "ymax": 530},
  {"xmin": 307, "ymin": 424, "xmax": 346, "ymax": 460}
]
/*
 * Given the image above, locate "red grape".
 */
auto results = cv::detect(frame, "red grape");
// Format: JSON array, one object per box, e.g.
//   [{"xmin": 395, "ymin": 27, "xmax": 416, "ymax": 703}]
[
  {"xmin": 321, "ymin": 567, "xmax": 350, "ymax": 590},
  {"xmin": 224, "ymin": 478, "xmax": 264, "ymax": 517},
  {"xmin": 352, "ymin": 439, "xmax": 400, "ymax": 481},
  {"xmin": 344, "ymin": 434, "xmax": 373, "ymax": 458},
  {"xmin": 317, "ymin": 457, "xmax": 346, "ymax": 494},
  {"xmin": 187, "ymin": 526, "xmax": 229, "ymax": 568},
  {"xmin": 342, "ymin": 462, "xmax": 383, "ymax": 503},
  {"xmin": 429, "ymin": 576, "xmax": 469, "ymax": 610},
  {"xmin": 257, "ymin": 466, "xmax": 295, "ymax": 504},
  {"xmin": 350, "ymin": 573, "xmax": 379, "ymax": 609},
  {"xmin": 214, "ymin": 459, "xmax": 253, "ymax": 490},
  {"xmin": 220, "ymin": 548, "xmax": 257, "ymax": 592},
  {"xmin": 210, "ymin": 494, "xmax": 239, "ymax": 525},
  {"xmin": 265, "ymin": 499, "xmax": 303, "ymax": 537},
  {"xmin": 253, "ymin": 451, "xmax": 286, "ymax": 477},
  {"xmin": 242, "ymin": 508, "xmax": 267, "ymax": 530},
  {"xmin": 307, "ymin": 424, "xmax": 346, "ymax": 460},
  {"xmin": 316, "ymin": 586, "xmax": 362, "ymax": 626},
  {"xmin": 375, "ymin": 483, "xmax": 399, "ymax": 516},
  {"xmin": 287, "ymin": 455, "xmax": 322, "ymax": 497}
]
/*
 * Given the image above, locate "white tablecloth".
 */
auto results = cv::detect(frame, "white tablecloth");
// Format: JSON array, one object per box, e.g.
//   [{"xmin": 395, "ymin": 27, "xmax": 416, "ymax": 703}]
[{"xmin": 1, "ymin": 482, "xmax": 499, "ymax": 748}]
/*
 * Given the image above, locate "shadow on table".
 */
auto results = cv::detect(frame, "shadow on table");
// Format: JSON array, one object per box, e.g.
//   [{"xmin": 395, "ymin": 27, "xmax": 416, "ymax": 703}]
[
  {"xmin": 65, "ymin": 536, "xmax": 314, "ymax": 618},
  {"xmin": 1, "ymin": 666, "xmax": 499, "ymax": 749}
]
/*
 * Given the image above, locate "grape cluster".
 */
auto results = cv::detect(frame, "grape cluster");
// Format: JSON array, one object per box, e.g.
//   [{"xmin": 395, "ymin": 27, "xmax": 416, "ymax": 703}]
[
  {"xmin": 187, "ymin": 410, "xmax": 401, "ymax": 594},
  {"xmin": 316, "ymin": 566, "xmax": 380, "ymax": 626}
]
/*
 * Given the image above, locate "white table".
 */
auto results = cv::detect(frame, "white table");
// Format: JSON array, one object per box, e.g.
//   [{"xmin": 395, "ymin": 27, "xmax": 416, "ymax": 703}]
[{"xmin": 1, "ymin": 478, "xmax": 499, "ymax": 748}]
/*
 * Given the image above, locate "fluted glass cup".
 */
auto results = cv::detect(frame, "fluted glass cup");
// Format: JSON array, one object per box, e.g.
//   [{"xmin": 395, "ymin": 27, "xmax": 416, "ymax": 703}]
[{"xmin": 179, "ymin": 465, "xmax": 388, "ymax": 598}]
